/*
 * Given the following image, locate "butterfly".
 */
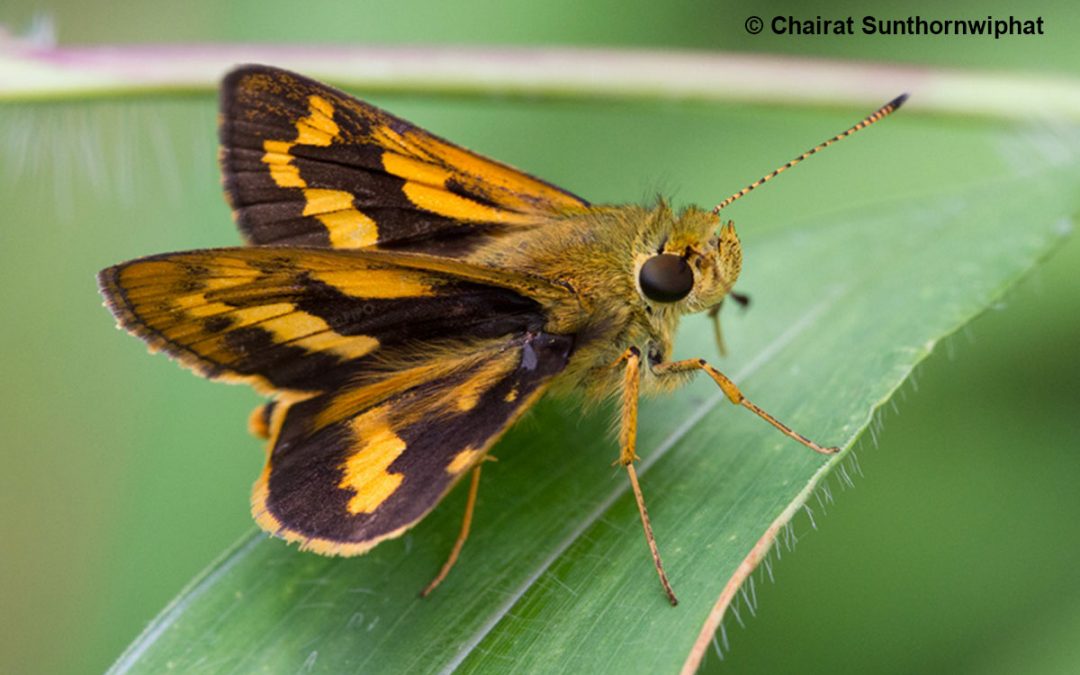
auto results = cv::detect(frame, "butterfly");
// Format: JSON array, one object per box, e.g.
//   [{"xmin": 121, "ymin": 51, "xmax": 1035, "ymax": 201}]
[{"xmin": 99, "ymin": 65, "xmax": 905, "ymax": 604}]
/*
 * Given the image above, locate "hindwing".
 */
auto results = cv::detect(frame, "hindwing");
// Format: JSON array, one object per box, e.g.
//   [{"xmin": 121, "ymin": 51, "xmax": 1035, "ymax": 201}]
[{"xmin": 253, "ymin": 331, "xmax": 573, "ymax": 554}]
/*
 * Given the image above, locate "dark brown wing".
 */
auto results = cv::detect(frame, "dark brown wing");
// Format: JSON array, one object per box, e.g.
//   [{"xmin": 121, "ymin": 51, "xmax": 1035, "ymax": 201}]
[
  {"xmin": 252, "ymin": 331, "xmax": 572, "ymax": 555},
  {"xmin": 220, "ymin": 65, "xmax": 590, "ymax": 250},
  {"xmin": 98, "ymin": 247, "xmax": 552, "ymax": 394}
]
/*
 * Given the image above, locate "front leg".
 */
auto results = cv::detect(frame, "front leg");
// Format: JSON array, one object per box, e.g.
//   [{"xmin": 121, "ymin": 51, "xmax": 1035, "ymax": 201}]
[
  {"xmin": 612, "ymin": 346, "xmax": 678, "ymax": 606},
  {"xmin": 652, "ymin": 358, "xmax": 839, "ymax": 455},
  {"xmin": 617, "ymin": 347, "xmax": 642, "ymax": 465}
]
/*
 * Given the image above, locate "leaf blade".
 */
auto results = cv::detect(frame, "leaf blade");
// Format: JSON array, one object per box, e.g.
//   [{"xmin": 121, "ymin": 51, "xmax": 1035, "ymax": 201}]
[
  {"xmin": 455, "ymin": 170, "xmax": 1077, "ymax": 674},
  {"xmin": 109, "ymin": 146, "xmax": 1077, "ymax": 673}
]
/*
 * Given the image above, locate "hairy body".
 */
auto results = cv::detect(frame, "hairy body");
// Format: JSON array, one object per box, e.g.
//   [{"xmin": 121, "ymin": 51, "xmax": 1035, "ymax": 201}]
[{"xmin": 450, "ymin": 203, "xmax": 742, "ymax": 400}]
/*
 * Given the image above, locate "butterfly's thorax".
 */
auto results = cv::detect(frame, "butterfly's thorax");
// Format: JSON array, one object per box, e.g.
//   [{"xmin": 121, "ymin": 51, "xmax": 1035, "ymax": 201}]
[{"xmin": 461, "ymin": 202, "xmax": 742, "ymax": 401}]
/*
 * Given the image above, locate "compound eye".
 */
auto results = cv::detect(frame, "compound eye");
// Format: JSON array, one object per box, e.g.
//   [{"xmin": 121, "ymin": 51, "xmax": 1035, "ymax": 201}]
[{"xmin": 639, "ymin": 254, "xmax": 693, "ymax": 303}]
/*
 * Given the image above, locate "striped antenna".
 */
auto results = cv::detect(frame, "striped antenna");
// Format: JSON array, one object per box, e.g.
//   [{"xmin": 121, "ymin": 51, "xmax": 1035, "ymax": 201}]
[{"xmin": 713, "ymin": 94, "xmax": 908, "ymax": 214}]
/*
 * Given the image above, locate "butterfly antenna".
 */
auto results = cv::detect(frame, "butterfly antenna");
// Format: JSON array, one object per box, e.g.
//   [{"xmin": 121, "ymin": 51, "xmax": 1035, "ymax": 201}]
[{"xmin": 713, "ymin": 94, "xmax": 908, "ymax": 214}]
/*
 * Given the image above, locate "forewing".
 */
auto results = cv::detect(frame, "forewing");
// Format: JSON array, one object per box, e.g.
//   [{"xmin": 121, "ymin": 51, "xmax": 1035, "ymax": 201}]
[
  {"xmin": 98, "ymin": 247, "xmax": 547, "ymax": 393},
  {"xmin": 220, "ymin": 65, "xmax": 590, "ymax": 250},
  {"xmin": 252, "ymin": 331, "xmax": 573, "ymax": 555}
]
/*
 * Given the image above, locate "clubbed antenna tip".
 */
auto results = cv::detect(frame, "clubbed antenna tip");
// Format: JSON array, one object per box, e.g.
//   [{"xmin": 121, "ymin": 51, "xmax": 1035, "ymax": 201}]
[
  {"xmin": 888, "ymin": 93, "xmax": 910, "ymax": 110},
  {"xmin": 712, "ymin": 93, "xmax": 910, "ymax": 214}
]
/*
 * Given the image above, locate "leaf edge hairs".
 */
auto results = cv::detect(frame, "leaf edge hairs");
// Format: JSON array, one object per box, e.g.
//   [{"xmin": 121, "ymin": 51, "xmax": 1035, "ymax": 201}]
[{"xmin": 98, "ymin": 65, "xmax": 906, "ymax": 605}]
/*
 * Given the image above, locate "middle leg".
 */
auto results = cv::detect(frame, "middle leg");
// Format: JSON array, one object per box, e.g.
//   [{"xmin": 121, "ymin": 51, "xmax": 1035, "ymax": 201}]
[{"xmin": 614, "ymin": 346, "xmax": 679, "ymax": 606}]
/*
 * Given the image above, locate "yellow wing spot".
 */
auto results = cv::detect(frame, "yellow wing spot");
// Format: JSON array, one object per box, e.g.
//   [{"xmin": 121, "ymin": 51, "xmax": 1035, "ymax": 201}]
[
  {"xmin": 252, "ymin": 458, "xmax": 414, "ymax": 557},
  {"xmin": 312, "ymin": 343, "xmax": 505, "ymax": 432},
  {"xmin": 259, "ymin": 310, "xmax": 379, "ymax": 361},
  {"xmin": 294, "ymin": 95, "xmax": 339, "ymax": 146},
  {"xmin": 221, "ymin": 303, "xmax": 296, "ymax": 327},
  {"xmin": 447, "ymin": 447, "xmax": 482, "ymax": 474},
  {"xmin": 312, "ymin": 268, "xmax": 435, "ymax": 299},
  {"xmin": 318, "ymin": 210, "xmax": 379, "ymax": 248},
  {"xmin": 371, "ymin": 124, "xmax": 410, "ymax": 154},
  {"xmin": 294, "ymin": 332, "xmax": 379, "ymax": 361},
  {"xmin": 302, "ymin": 188, "xmax": 355, "ymax": 215},
  {"xmin": 403, "ymin": 129, "xmax": 588, "ymax": 212},
  {"xmin": 449, "ymin": 348, "xmax": 520, "ymax": 413},
  {"xmin": 262, "ymin": 140, "xmax": 304, "ymax": 188},
  {"xmin": 401, "ymin": 181, "xmax": 534, "ymax": 224},
  {"xmin": 117, "ymin": 260, "xmax": 183, "ymax": 283},
  {"xmin": 382, "ymin": 152, "xmax": 452, "ymax": 188},
  {"xmin": 182, "ymin": 300, "xmax": 234, "ymax": 318},
  {"xmin": 258, "ymin": 95, "xmax": 379, "ymax": 247},
  {"xmin": 504, "ymin": 387, "xmax": 519, "ymax": 403},
  {"xmin": 313, "ymin": 361, "xmax": 447, "ymax": 430},
  {"xmin": 301, "ymin": 188, "xmax": 379, "ymax": 248},
  {"xmin": 202, "ymin": 271, "xmax": 262, "ymax": 292},
  {"xmin": 119, "ymin": 259, "xmax": 258, "ymax": 296},
  {"xmin": 261, "ymin": 95, "xmax": 341, "ymax": 189},
  {"xmin": 339, "ymin": 408, "xmax": 407, "ymax": 514}
]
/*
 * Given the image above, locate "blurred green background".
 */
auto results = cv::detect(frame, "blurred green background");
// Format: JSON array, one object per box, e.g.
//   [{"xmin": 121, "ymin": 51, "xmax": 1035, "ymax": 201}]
[{"xmin": 2, "ymin": 1, "xmax": 1078, "ymax": 673}]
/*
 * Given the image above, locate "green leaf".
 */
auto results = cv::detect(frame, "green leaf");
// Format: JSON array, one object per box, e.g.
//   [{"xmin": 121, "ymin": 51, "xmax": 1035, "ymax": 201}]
[{"xmin": 108, "ymin": 121, "xmax": 1077, "ymax": 672}]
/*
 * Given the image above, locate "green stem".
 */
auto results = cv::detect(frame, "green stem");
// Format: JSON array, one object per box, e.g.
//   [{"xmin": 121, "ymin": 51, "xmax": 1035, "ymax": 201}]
[{"xmin": 2, "ymin": 44, "xmax": 1080, "ymax": 119}]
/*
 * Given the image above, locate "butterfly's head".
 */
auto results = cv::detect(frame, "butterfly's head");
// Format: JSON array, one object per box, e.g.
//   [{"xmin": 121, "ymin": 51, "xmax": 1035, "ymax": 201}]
[
  {"xmin": 636, "ymin": 93, "xmax": 908, "ymax": 316},
  {"xmin": 637, "ymin": 206, "xmax": 742, "ymax": 315},
  {"xmin": 638, "ymin": 92, "xmax": 909, "ymax": 318}
]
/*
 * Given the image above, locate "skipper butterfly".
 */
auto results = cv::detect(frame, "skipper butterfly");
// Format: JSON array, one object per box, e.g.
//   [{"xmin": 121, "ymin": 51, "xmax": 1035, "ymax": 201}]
[{"xmin": 100, "ymin": 65, "xmax": 905, "ymax": 603}]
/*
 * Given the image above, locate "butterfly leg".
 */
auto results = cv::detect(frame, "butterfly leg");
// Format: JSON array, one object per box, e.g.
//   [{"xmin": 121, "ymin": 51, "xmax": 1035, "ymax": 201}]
[
  {"xmin": 707, "ymin": 302, "xmax": 728, "ymax": 357},
  {"xmin": 421, "ymin": 464, "xmax": 483, "ymax": 597},
  {"xmin": 707, "ymin": 292, "xmax": 750, "ymax": 358},
  {"xmin": 653, "ymin": 358, "xmax": 839, "ymax": 455},
  {"xmin": 615, "ymin": 347, "xmax": 679, "ymax": 606}
]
